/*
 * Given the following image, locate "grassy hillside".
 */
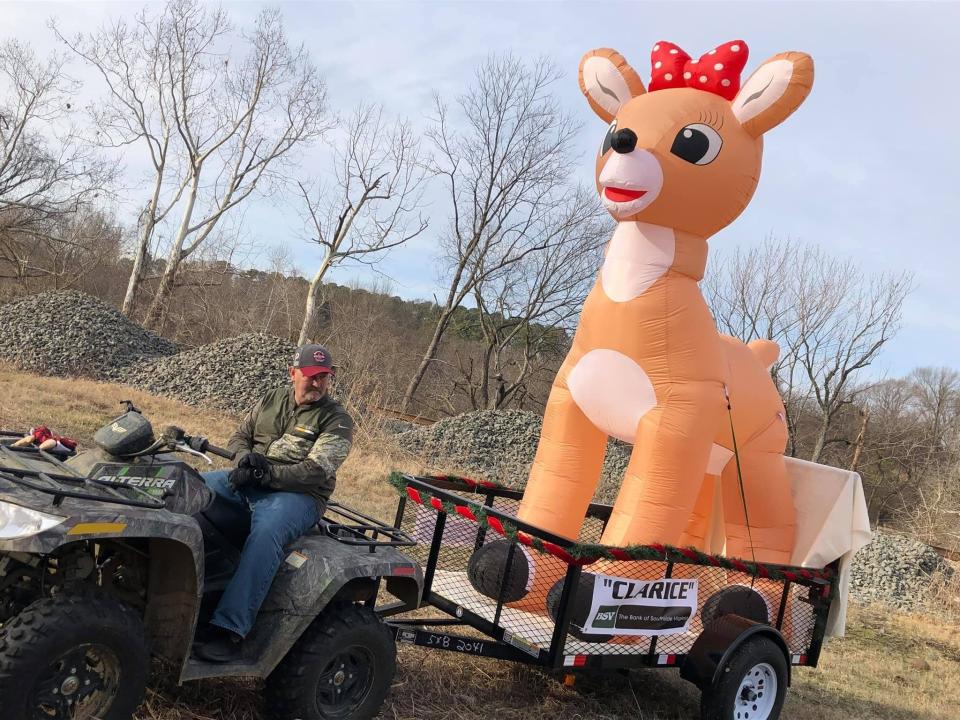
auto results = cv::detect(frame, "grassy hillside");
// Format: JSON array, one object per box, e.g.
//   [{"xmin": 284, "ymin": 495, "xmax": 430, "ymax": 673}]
[{"xmin": 0, "ymin": 364, "xmax": 956, "ymax": 720}]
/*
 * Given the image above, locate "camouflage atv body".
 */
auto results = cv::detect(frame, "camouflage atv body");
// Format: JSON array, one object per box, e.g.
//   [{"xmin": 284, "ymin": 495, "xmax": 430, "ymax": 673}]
[{"xmin": 0, "ymin": 410, "xmax": 421, "ymax": 720}]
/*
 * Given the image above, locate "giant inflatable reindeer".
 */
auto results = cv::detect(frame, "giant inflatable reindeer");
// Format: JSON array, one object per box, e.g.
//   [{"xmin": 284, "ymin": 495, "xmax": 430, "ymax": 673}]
[{"xmin": 470, "ymin": 41, "xmax": 814, "ymax": 606}]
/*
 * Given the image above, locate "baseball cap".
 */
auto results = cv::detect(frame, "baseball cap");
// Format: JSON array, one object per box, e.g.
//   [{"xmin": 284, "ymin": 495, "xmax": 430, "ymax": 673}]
[{"xmin": 292, "ymin": 344, "xmax": 334, "ymax": 377}]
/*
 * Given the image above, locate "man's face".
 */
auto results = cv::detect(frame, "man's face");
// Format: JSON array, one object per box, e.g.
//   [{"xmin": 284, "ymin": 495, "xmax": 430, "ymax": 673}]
[{"xmin": 290, "ymin": 367, "xmax": 331, "ymax": 405}]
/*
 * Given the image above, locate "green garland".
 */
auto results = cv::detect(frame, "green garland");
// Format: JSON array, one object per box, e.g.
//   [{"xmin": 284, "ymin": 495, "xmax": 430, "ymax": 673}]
[{"xmin": 388, "ymin": 471, "xmax": 834, "ymax": 584}]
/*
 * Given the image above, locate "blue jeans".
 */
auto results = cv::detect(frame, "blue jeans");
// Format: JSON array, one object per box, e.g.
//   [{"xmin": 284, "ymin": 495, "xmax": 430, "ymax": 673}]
[{"xmin": 201, "ymin": 470, "xmax": 320, "ymax": 638}]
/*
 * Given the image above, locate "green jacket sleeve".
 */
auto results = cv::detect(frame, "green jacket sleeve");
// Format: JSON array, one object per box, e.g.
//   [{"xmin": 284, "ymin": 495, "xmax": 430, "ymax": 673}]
[
  {"xmin": 266, "ymin": 410, "xmax": 354, "ymax": 495},
  {"xmin": 226, "ymin": 397, "xmax": 265, "ymax": 463}
]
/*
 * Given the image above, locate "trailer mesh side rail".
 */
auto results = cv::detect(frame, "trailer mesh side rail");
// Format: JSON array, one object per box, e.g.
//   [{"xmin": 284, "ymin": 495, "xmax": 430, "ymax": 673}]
[{"xmin": 389, "ymin": 474, "xmax": 830, "ymax": 670}]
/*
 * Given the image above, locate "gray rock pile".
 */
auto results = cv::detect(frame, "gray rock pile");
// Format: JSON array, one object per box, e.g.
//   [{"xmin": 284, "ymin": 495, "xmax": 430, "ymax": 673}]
[
  {"xmin": 393, "ymin": 408, "xmax": 630, "ymax": 502},
  {"xmin": 122, "ymin": 333, "xmax": 296, "ymax": 414},
  {"xmin": 849, "ymin": 531, "xmax": 954, "ymax": 612},
  {"xmin": 0, "ymin": 290, "xmax": 177, "ymax": 379}
]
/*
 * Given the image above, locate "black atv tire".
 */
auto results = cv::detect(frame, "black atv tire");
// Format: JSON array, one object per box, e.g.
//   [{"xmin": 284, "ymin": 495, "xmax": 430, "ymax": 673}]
[
  {"xmin": 266, "ymin": 603, "xmax": 396, "ymax": 720},
  {"xmin": 0, "ymin": 589, "xmax": 149, "ymax": 720}
]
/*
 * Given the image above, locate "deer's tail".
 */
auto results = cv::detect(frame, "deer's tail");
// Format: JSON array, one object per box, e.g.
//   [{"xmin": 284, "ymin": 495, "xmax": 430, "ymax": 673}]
[{"xmin": 747, "ymin": 339, "xmax": 780, "ymax": 370}]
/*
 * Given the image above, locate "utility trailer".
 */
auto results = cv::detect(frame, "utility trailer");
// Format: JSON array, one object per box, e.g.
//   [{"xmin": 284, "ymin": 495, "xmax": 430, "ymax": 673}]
[{"xmin": 378, "ymin": 474, "xmax": 838, "ymax": 720}]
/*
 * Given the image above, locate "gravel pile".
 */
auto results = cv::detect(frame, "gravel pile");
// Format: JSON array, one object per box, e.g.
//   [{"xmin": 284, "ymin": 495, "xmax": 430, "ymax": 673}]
[
  {"xmin": 849, "ymin": 531, "xmax": 954, "ymax": 612},
  {"xmin": 122, "ymin": 333, "xmax": 296, "ymax": 414},
  {"xmin": 0, "ymin": 290, "xmax": 177, "ymax": 379},
  {"xmin": 393, "ymin": 409, "xmax": 629, "ymax": 501}
]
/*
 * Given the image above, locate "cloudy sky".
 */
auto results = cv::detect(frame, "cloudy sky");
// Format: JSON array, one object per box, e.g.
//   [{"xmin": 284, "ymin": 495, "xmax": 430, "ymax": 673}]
[{"xmin": 7, "ymin": 1, "xmax": 959, "ymax": 376}]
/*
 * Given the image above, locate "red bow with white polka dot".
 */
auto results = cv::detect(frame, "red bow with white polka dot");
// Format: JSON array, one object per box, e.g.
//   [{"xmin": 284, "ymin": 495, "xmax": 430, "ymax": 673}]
[{"xmin": 648, "ymin": 40, "xmax": 749, "ymax": 101}]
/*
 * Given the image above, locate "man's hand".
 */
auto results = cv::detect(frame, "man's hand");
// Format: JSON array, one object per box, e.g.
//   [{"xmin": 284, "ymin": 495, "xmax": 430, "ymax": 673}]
[
  {"xmin": 229, "ymin": 452, "xmax": 272, "ymax": 489},
  {"xmin": 239, "ymin": 452, "xmax": 272, "ymax": 474}
]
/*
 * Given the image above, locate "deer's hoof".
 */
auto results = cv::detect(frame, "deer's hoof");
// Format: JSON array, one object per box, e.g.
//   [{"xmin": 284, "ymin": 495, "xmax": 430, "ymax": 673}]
[{"xmin": 468, "ymin": 539, "xmax": 531, "ymax": 602}]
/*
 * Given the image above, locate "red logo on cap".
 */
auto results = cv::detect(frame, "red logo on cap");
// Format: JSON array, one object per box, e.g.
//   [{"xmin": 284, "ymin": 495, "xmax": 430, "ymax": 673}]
[{"xmin": 313, "ymin": 350, "xmax": 326, "ymax": 363}]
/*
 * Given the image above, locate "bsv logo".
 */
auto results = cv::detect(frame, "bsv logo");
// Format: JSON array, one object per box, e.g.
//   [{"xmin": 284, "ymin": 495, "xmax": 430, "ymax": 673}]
[{"xmin": 592, "ymin": 606, "xmax": 618, "ymax": 628}]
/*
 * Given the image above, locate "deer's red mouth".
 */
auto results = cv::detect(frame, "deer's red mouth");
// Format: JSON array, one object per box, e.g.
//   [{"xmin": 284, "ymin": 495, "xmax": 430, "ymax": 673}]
[{"xmin": 604, "ymin": 186, "xmax": 647, "ymax": 203}]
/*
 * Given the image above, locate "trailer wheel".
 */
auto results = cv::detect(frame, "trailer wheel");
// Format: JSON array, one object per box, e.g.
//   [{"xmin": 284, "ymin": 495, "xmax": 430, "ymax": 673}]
[
  {"xmin": 701, "ymin": 586, "xmax": 769, "ymax": 628},
  {"xmin": 0, "ymin": 589, "xmax": 148, "ymax": 720},
  {"xmin": 700, "ymin": 636, "xmax": 787, "ymax": 720},
  {"xmin": 266, "ymin": 603, "xmax": 396, "ymax": 720}
]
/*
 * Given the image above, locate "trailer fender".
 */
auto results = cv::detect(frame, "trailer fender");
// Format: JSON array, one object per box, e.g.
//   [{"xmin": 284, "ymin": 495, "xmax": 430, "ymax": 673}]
[{"xmin": 680, "ymin": 614, "xmax": 791, "ymax": 690}]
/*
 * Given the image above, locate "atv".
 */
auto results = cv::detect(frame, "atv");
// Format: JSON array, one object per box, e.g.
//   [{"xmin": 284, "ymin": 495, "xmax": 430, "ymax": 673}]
[{"xmin": 0, "ymin": 402, "xmax": 422, "ymax": 720}]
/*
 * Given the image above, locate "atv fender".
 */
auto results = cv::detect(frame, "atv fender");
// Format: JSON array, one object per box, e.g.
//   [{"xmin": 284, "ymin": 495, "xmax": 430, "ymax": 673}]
[{"xmin": 180, "ymin": 532, "xmax": 422, "ymax": 681}]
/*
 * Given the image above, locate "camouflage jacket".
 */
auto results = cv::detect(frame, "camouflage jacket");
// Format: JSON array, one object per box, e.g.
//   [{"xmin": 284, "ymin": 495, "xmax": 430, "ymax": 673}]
[{"xmin": 227, "ymin": 387, "xmax": 354, "ymax": 508}]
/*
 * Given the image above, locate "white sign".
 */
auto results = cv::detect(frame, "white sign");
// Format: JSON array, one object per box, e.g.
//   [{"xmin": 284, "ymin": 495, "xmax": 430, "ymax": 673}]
[{"xmin": 583, "ymin": 574, "xmax": 699, "ymax": 636}]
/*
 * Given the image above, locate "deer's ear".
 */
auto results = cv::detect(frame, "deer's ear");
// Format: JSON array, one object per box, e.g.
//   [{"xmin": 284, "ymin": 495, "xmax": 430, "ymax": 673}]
[
  {"xmin": 579, "ymin": 49, "xmax": 646, "ymax": 123},
  {"xmin": 732, "ymin": 52, "xmax": 814, "ymax": 137}
]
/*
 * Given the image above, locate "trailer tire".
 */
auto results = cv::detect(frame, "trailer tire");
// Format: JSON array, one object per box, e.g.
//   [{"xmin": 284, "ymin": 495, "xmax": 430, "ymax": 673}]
[
  {"xmin": 700, "ymin": 636, "xmax": 787, "ymax": 720},
  {"xmin": 266, "ymin": 603, "xmax": 396, "ymax": 720},
  {"xmin": 0, "ymin": 589, "xmax": 148, "ymax": 720},
  {"xmin": 701, "ymin": 586, "xmax": 769, "ymax": 628}
]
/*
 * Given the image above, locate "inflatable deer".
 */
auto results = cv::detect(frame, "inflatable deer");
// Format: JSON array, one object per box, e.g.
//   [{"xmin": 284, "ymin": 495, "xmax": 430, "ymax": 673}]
[{"xmin": 470, "ymin": 41, "xmax": 814, "ymax": 606}]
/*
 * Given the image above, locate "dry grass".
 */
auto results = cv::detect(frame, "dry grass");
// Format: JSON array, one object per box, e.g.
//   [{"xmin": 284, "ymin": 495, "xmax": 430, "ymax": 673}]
[
  {"xmin": 130, "ymin": 606, "xmax": 960, "ymax": 720},
  {"xmin": 0, "ymin": 363, "xmax": 240, "ymax": 459},
  {"xmin": 0, "ymin": 363, "xmax": 957, "ymax": 719}
]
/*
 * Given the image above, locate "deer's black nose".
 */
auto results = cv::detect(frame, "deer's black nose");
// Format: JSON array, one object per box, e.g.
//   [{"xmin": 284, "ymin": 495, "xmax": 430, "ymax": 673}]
[{"xmin": 610, "ymin": 128, "xmax": 638, "ymax": 154}]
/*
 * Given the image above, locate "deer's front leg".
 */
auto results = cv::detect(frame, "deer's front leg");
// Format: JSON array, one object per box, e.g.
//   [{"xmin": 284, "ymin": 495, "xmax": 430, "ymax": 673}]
[
  {"xmin": 517, "ymin": 372, "xmax": 608, "ymax": 539},
  {"xmin": 468, "ymin": 368, "xmax": 607, "ymax": 608},
  {"xmin": 601, "ymin": 380, "xmax": 726, "ymax": 547}
]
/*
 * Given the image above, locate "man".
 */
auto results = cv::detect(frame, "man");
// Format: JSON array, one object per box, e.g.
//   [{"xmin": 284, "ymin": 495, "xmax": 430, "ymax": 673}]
[{"xmin": 193, "ymin": 343, "xmax": 353, "ymax": 663}]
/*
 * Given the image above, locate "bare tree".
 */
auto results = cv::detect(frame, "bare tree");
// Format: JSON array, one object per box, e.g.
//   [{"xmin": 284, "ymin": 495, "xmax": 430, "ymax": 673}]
[
  {"xmin": 55, "ymin": 0, "xmax": 330, "ymax": 326},
  {"xmin": 400, "ymin": 54, "xmax": 582, "ymax": 412},
  {"xmin": 856, "ymin": 369, "xmax": 960, "ymax": 538},
  {"xmin": 0, "ymin": 39, "xmax": 113, "ymax": 290},
  {"xmin": 296, "ymin": 103, "xmax": 428, "ymax": 345},
  {"xmin": 451, "ymin": 189, "xmax": 608, "ymax": 410},
  {"xmin": 909, "ymin": 367, "xmax": 960, "ymax": 450},
  {"xmin": 705, "ymin": 239, "xmax": 912, "ymax": 461}
]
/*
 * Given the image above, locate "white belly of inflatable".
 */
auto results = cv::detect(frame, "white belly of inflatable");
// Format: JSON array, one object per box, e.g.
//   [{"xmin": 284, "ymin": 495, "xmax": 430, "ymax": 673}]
[{"xmin": 567, "ymin": 349, "xmax": 657, "ymax": 442}]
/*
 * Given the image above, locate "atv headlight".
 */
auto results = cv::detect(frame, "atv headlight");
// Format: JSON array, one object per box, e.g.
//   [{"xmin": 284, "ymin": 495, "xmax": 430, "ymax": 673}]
[{"xmin": 0, "ymin": 500, "xmax": 66, "ymax": 540}]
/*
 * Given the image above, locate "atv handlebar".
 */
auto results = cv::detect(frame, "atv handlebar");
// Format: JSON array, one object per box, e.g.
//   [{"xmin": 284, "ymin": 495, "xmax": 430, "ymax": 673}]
[
  {"xmin": 203, "ymin": 443, "xmax": 235, "ymax": 461},
  {"xmin": 162, "ymin": 425, "xmax": 235, "ymax": 461}
]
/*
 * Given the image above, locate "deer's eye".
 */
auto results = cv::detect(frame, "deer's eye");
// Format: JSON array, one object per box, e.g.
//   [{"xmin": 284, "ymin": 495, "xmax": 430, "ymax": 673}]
[
  {"xmin": 601, "ymin": 120, "xmax": 617, "ymax": 156},
  {"xmin": 671, "ymin": 123, "xmax": 722, "ymax": 165}
]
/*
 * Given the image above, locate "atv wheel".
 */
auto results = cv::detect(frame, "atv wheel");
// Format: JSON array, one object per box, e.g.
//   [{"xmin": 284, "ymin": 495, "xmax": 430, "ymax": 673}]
[
  {"xmin": 0, "ymin": 589, "xmax": 148, "ymax": 720},
  {"xmin": 267, "ymin": 603, "xmax": 396, "ymax": 720},
  {"xmin": 0, "ymin": 565, "xmax": 44, "ymax": 625}
]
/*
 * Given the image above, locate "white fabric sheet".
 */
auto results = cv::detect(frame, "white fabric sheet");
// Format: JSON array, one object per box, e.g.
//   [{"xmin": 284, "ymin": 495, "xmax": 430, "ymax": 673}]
[{"xmin": 785, "ymin": 456, "xmax": 872, "ymax": 637}]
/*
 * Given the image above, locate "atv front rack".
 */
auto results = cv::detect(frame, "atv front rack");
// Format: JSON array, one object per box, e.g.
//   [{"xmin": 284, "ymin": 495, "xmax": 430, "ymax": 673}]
[{"xmin": 0, "ymin": 443, "xmax": 165, "ymax": 509}]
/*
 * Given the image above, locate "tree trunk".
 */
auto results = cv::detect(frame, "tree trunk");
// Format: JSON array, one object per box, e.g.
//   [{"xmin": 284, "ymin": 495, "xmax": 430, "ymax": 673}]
[
  {"xmin": 297, "ymin": 254, "xmax": 333, "ymax": 345},
  {"xmin": 121, "ymin": 217, "xmax": 153, "ymax": 317},
  {"xmin": 401, "ymin": 309, "xmax": 454, "ymax": 412},
  {"xmin": 143, "ymin": 175, "xmax": 199, "ymax": 330},
  {"xmin": 121, "ymin": 176, "xmax": 164, "ymax": 317},
  {"xmin": 849, "ymin": 409, "xmax": 869, "ymax": 473},
  {"xmin": 809, "ymin": 414, "xmax": 830, "ymax": 464}
]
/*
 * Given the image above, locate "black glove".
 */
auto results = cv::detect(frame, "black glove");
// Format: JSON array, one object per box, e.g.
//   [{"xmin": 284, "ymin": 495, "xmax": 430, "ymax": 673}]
[
  {"xmin": 230, "ymin": 452, "xmax": 272, "ymax": 489},
  {"xmin": 228, "ymin": 466, "xmax": 259, "ymax": 489},
  {"xmin": 239, "ymin": 452, "xmax": 272, "ymax": 474}
]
